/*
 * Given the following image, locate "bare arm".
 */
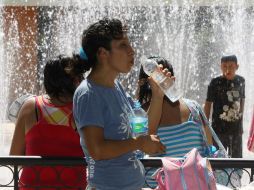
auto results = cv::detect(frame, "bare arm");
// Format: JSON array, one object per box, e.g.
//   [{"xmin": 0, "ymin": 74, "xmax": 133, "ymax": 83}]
[
  {"xmin": 9, "ymin": 98, "xmax": 37, "ymax": 155},
  {"xmin": 82, "ymin": 126, "xmax": 165, "ymax": 160},
  {"xmin": 198, "ymin": 101, "xmax": 213, "ymax": 144},
  {"xmin": 204, "ymin": 126, "xmax": 213, "ymax": 145},
  {"xmin": 204, "ymin": 101, "xmax": 212, "ymax": 121},
  {"xmin": 9, "ymin": 114, "xmax": 26, "ymax": 155},
  {"xmin": 137, "ymin": 78, "xmax": 163, "ymax": 135},
  {"xmin": 147, "ymin": 95, "xmax": 163, "ymax": 135},
  {"xmin": 147, "ymin": 66, "xmax": 171, "ymax": 134},
  {"xmin": 138, "ymin": 78, "xmax": 164, "ymax": 135}
]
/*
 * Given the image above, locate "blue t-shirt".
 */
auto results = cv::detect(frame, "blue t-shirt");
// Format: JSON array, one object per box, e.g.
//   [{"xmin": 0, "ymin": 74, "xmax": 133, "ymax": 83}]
[{"xmin": 73, "ymin": 79, "xmax": 145, "ymax": 190}]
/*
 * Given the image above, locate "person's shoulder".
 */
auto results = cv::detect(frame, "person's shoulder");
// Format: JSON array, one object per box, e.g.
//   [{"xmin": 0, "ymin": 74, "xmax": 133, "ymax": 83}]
[
  {"xmin": 235, "ymin": 74, "xmax": 245, "ymax": 82},
  {"xmin": 8, "ymin": 94, "xmax": 36, "ymax": 122},
  {"xmin": 74, "ymin": 80, "xmax": 92, "ymax": 98},
  {"xmin": 74, "ymin": 80, "xmax": 103, "ymax": 106},
  {"xmin": 212, "ymin": 75, "xmax": 223, "ymax": 81},
  {"xmin": 76, "ymin": 79, "xmax": 89, "ymax": 91},
  {"xmin": 210, "ymin": 75, "xmax": 222, "ymax": 83},
  {"xmin": 182, "ymin": 98, "xmax": 202, "ymax": 115},
  {"xmin": 19, "ymin": 96, "xmax": 37, "ymax": 117},
  {"xmin": 208, "ymin": 75, "xmax": 222, "ymax": 85}
]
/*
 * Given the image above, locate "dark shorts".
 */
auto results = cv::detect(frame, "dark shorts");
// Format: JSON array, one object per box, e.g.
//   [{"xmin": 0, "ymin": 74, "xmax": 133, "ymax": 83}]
[{"xmin": 212, "ymin": 120, "xmax": 243, "ymax": 158}]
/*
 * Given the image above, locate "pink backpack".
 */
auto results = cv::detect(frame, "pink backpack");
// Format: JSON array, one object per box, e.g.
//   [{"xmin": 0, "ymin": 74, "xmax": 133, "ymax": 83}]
[{"xmin": 155, "ymin": 148, "xmax": 217, "ymax": 190}]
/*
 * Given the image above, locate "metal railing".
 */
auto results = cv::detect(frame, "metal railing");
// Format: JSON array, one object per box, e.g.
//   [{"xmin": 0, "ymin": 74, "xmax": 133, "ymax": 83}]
[{"xmin": 0, "ymin": 156, "xmax": 254, "ymax": 189}]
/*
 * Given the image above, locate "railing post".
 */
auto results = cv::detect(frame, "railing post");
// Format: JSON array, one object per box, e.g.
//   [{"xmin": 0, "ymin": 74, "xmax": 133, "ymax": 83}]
[
  {"xmin": 14, "ymin": 165, "xmax": 19, "ymax": 190},
  {"xmin": 1, "ymin": 156, "xmax": 254, "ymax": 189},
  {"xmin": 251, "ymin": 168, "xmax": 254, "ymax": 182}
]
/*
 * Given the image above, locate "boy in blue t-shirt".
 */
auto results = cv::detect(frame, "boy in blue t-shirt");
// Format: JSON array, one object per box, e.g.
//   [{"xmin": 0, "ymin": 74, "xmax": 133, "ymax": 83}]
[{"xmin": 204, "ymin": 55, "xmax": 245, "ymax": 158}]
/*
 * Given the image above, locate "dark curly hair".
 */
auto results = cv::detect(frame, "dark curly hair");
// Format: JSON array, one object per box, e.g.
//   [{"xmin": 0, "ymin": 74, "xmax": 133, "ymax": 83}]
[
  {"xmin": 138, "ymin": 56, "xmax": 174, "ymax": 106},
  {"xmin": 81, "ymin": 18, "xmax": 128, "ymax": 71},
  {"xmin": 43, "ymin": 55, "xmax": 85, "ymax": 99}
]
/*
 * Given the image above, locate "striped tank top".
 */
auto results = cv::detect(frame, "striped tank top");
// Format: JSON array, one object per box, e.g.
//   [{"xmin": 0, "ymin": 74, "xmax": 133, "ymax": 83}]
[{"xmin": 145, "ymin": 99, "xmax": 209, "ymax": 188}]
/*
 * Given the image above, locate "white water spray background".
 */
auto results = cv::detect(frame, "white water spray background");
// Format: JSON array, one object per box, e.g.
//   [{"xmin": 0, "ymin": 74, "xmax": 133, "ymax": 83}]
[{"xmin": 0, "ymin": 0, "xmax": 254, "ymax": 159}]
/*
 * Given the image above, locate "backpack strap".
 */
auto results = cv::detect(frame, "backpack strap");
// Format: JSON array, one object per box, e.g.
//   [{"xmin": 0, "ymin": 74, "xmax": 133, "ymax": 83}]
[
  {"xmin": 184, "ymin": 99, "xmax": 206, "ymax": 126},
  {"xmin": 155, "ymin": 168, "xmax": 167, "ymax": 190},
  {"xmin": 190, "ymin": 100, "xmax": 228, "ymax": 156},
  {"xmin": 184, "ymin": 99, "xmax": 211, "ymax": 156},
  {"xmin": 34, "ymin": 97, "xmax": 39, "ymax": 122},
  {"xmin": 35, "ymin": 96, "xmax": 43, "ymax": 120},
  {"xmin": 35, "ymin": 95, "xmax": 75, "ymax": 128}
]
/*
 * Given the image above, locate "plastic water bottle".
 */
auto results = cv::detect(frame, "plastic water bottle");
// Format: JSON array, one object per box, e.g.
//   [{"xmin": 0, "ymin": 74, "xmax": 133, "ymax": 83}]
[
  {"xmin": 141, "ymin": 56, "xmax": 182, "ymax": 102},
  {"xmin": 129, "ymin": 100, "xmax": 148, "ymax": 138},
  {"xmin": 129, "ymin": 100, "xmax": 148, "ymax": 159}
]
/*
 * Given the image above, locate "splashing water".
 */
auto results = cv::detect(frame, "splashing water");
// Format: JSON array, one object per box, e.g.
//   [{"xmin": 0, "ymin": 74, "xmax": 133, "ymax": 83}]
[{"xmin": 0, "ymin": 1, "xmax": 254, "ymax": 160}]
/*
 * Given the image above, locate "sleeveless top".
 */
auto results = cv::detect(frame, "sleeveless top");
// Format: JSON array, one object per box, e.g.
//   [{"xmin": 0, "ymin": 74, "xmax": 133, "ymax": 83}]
[
  {"xmin": 156, "ymin": 99, "xmax": 208, "ymax": 157},
  {"xmin": 145, "ymin": 98, "xmax": 209, "ymax": 188},
  {"xmin": 20, "ymin": 95, "xmax": 87, "ymax": 190}
]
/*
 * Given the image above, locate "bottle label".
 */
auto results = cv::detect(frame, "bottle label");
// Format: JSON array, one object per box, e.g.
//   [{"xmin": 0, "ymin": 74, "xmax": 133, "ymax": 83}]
[{"xmin": 130, "ymin": 117, "xmax": 148, "ymax": 134}]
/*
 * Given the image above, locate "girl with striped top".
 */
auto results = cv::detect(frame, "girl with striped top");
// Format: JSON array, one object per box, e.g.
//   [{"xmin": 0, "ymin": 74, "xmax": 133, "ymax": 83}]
[{"xmin": 137, "ymin": 56, "xmax": 213, "ymax": 188}]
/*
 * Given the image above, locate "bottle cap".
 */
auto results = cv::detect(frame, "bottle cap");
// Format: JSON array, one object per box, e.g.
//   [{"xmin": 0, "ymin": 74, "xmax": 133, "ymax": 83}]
[
  {"xmin": 133, "ymin": 100, "xmax": 141, "ymax": 108},
  {"xmin": 210, "ymin": 145, "xmax": 217, "ymax": 153}
]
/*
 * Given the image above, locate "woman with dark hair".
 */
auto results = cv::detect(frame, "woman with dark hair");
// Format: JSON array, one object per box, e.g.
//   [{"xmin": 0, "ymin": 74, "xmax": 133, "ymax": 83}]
[
  {"xmin": 137, "ymin": 56, "xmax": 213, "ymax": 188},
  {"xmin": 73, "ymin": 18, "xmax": 166, "ymax": 190},
  {"xmin": 10, "ymin": 55, "xmax": 87, "ymax": 189}
]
